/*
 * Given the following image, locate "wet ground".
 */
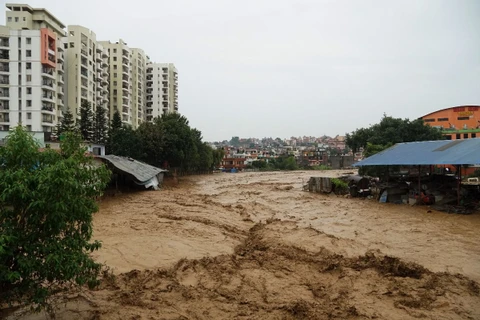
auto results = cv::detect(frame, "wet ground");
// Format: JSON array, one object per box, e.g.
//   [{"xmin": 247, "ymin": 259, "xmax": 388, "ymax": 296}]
[{"xmin": 7, "ymin": 170, "xmax": 480, "ymax": 319}]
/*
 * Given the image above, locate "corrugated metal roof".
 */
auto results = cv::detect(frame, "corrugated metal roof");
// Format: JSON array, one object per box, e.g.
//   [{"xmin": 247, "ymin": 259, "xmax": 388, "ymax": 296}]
[
  {"xmin": 353, "ymin": 139, "xmax": 480, "ymax": 166},
  {"xmin": 98, "ymin": 155, "xmax": 167, "ymax": 183}
]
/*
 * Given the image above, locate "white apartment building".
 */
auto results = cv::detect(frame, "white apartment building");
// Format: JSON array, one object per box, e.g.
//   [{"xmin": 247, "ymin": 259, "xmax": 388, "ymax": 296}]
[
  {"xmin": 64, "ymin": 25, "xmax": 109, "ymax": 120},
  {"xmin": 145, "ymin": 63, "xmax": 178, "ymax": 121},
  {"xmin": 130, "ymin": 48, "xmax": 146, "ymax": 128},
  {"xmin": 1, "ymin": 3, "xmax": 66, "ymax": 133},
  {"xmin": 99, "ymin": 39, "xmax": 132, "ymax": 126}
]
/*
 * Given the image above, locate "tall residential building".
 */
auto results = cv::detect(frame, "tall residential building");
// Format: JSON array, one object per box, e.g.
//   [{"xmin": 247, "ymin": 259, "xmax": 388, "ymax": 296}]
[
  {"xmin": 99, "ymin": 39, "xmax": 132, "ymax": 126},
  {"xmin": 64, "ymin": 25, "xmax": 109, "ymax": 120},
  {"xmin": 1, "ymin": 3, "xmax": 66, "ymax": 132},
  {"xmin": 130, "ymin": 48, "xmax": 146, "ymax": 128},
  {"xmin": 145, "ymin": 63, "xmax": 178, "ymax": 121}
]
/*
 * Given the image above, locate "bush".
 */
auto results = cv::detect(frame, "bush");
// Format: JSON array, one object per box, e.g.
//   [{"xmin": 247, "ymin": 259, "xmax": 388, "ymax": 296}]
[
  {"xmin": 0, "ymin": 127, "xmax": 111, "ymax": 311},
  {"xmin": 331, "ymin": 178, "xmax": 349, "ymax": 194}
]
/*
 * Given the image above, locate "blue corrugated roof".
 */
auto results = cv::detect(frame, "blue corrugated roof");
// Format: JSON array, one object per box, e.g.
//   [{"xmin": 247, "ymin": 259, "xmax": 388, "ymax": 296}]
[{"xmin": 353, "ymin": 139, "xmax": 480, "ymax": 166}]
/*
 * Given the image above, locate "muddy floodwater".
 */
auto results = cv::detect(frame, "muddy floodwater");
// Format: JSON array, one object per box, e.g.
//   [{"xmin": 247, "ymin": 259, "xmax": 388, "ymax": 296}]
[{"xmin": 10, "ymin": 171, "xmax": 480, "ymax": 319}]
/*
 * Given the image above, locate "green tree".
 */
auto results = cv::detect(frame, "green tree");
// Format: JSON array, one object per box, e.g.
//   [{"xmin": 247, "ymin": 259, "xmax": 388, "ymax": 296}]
[
  {"xmin": 158, "ymin": 113, "xmax": 195, "ymax": 170},
  {"xmin": 230, "ymin": 136, "xmax": 240, "ymax": 147},
  {"xmin": 57, "ymin": 108, "xmax": 76, "ymax": 137},
  {"xmin": 108, "ymin": 126, "xmax": 143, "ymax": 159},
  {"xmin": 346, "ymin": 114, "xmax": 444, "ymax": 154},
  {"xmin": 93, "ymin": 105, "xmax": 108, "ymax": 144},
  {"xmin": 212, "ymin": 148, "xmax": 225, "ymax": 169},
  {"xmin": 110, "ymin": 110, "xmax": 122, "ymax": 131},
  {"xmin": 0, "ymin": 127, "xmax": 110, "ymax": 311},
  {"xmin": 79, "ymin": 100, "xmax": 94, "ymax": 141},
  {"xmin": 136, "ymin": 120, "xmax": 165, "ymax": 167}
]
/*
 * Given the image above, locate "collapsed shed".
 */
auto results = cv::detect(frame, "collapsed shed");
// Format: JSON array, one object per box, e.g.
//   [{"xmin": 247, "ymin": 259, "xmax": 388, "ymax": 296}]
[
  {"xmin": 97, "ymin": 155, "xmax": 167, "ymax": 190},
  {"xmin": 353, "ymin": 139, "xmax": 480, "ymax": 208}
]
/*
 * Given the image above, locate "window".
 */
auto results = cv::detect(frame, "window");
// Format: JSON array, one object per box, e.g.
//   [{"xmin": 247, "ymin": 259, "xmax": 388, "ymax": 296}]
[
  {"xmin": 114, "ymin": 65, "xmax": 117, "ymax": 70},
  {"xmin": 70, "ymin": 42, "xmax": 74, "ymax": 48},
  {"xmin": 423, "ymin": 118, "xmax": 435, "ymax": 122},
  {"xmin": 438, "ymin": 118, "xmax": 449, "ymax": 122},
  {"xmin": 26, "ymin": 62, "xmax": 31, "ymax": 69},
  {"xmin": 27, "ymin": 87, "xmax": 31, "ymax": 94},
  {"xmin": 15, "ymin": 17, "xmax": 19, "ymax": 22},
  {"xmin": 7, "ymin": 17, "xmax": 12, "ymax": 22},
  {"xmin": 472, "ymin": 133, "xmax": 477, "ymax": 138},
  {"xmin": 64, "ymin": 43, "xmax": 68, "ymax": 49},
  {"xmin": 69, "ymin": 31, "xmax": 74, "ymax": 36},
  {"xmin": 464, "ymin": 133, "xmax": 469, "ymax": 139},
  {"xmin": 113, "ymin": 57, "xmax": 117, "ymax": 61},
  {"xmin": 26, "ymin": 50, "xmax": 31, "ymax": 57},
  {"xmin": 23, "ymin": 17, "xmax": 26, "ymax": 22},
  {"xmin": 26, "ymin": 125, "xmax": 32, "ymax": 131},
  {"xmin": 26, "ymin": 75, "xmax": 31, "ymax": 82},
  {"xmin": 456, "ymin": 134, "xmax": 461, "ymax": 139},
  {"xmin": 27, "ymin": 100, "xmax": 31, "ymax": 107},
  {"xmin": 114, "ymin": 73, "xmax": 117, "ymax": 77},
  {"xmin": 445, "ymin": 135, "xmax": 452, "ymax": 140},
  {"xmin": 113, "ymin": 81, "xmax": 117, "ymax": 86},
  {"xmin": 26, "ymin": 37, "xmax": 31, "ymax": 44},
  {"xmin": 113, "ymin": 49, "xmax": 117, "ymax": 53},
  {"xmin": 457, "ymin": 116, "xmax": 470, "ymax": 120},
  {"xmin": 27, "ymin": 112, "xmax": 31, "ymax": 119}
]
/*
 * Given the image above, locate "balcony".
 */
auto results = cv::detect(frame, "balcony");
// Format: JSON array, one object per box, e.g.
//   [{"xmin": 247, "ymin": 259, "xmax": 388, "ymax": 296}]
[
  {"xmin": 0, "ymin": 77, "xmax": 9, "ymax": 85},
  {"xmin": 58, "ymin": 76, "xmax": 64, "ymax": 84},
  {"xmin": 0, "ymin": 101, "xmax": 9, "ymax": 110},
  {"xmin": 122, "ymin": 59, "xmax": 129, "ymax": 67},
  {"xmin": 0, "ymin": 64, "xmax": 9, "ymax": 73},
  {"xmin": 102, "ymin": 60, "xmax": 108, "ymax": 67},
  {"xmin": 0, "ymin": 90, "xmax": 9, "ymax": 98},
  {"xmin": 81, "ymin": 48, "xmax": 88, "ymax": 57},
  {"xmin": 0, "ymin": 39, "xmax": 9, "ymax": 48},
  {"xmin": 42, "ymin": 67, "xmax": 55, "ymax": 78},
  {"xmin": 96, "ymin": 54, "xmax": 102, "ymax": 63},
  {"xmin": 42, "ymin": 104, "xmax": 54, "ymax": 112},
  {"xmin": 122, "ymin": 48, "xmax": 128, "ymax": 57},
  {"xmin": 57, "ymin": 53, "xmax": 64, "ymax": 62},
  {"xmin": 0, "ymin": 114, "xmax": 10, "ymax": 123},
  {"xmin": 0, "ymin": 50, "xmax": 9, "ymax": 60},
  {"xmin": 42, "ymin": 79, "xmax": 54, "ymax": 88},
  {"xmin": 42, "ymin": 117, "xmax": 54, "ymax": 124},
  {"xmin": 58, "ymin": 98, "xmax": 64, "ymax": 106},
  {"xmin": 42, "ymin": 93, "xmax": 55, "ymax": 102}
]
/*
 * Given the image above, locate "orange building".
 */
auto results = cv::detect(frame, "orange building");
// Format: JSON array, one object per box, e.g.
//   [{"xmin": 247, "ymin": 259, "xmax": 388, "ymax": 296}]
[{"xmin": 421, "ymin": 105, "xmax": 480, "ymax": 140}]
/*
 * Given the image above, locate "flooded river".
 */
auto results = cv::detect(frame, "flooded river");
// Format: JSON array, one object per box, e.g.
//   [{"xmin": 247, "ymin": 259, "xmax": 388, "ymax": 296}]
[{"xmin": 10, "ymin": 170, "xmax": 480, "ymax": 319}]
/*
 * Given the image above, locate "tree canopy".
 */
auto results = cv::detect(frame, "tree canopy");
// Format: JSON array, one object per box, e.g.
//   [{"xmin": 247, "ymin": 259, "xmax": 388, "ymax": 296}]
[
  {"xmin": 106, "ymin": 113, "xmax": 222, "ymax": 173},
  {"xmin": 346, "ymin": 114, "xmax": 444, "ymax": 156},
  {"xmin": 0, "ymin": 127, "xmax": 110, "ymax": 310},
  {"xmin": 79, "ymin": 100, "xmax": 94, "ymax": 141}
]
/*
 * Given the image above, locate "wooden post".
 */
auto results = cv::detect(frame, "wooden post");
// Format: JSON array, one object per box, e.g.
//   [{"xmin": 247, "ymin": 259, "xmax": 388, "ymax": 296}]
[
  {"xmin": 457, "ymin": 165, "xmax": 461, "ymax": 205},
  {"xmin": 418, "ymin": 165, "xmax": 421, "ymax": 203}
]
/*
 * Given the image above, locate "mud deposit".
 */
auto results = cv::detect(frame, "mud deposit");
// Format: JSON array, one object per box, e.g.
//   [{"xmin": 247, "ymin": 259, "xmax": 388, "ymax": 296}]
[{"xmin": 7, "ymin": 171, "xmax": 480, "ymax": 319}]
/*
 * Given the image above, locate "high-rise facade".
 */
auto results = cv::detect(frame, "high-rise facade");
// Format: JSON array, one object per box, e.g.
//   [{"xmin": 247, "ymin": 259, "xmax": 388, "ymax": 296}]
[
  {"xmin": 130, "ymin": 48, "xmax": 146, "ymax": 128},
  {"xmin": 64, "ymin": 25, "xmax": 109, "ymax": 120},
  {"xmin": 99, "ymin": 39, "xmax": 132, "ymax": 126},
  {"xmin": 146, "ymin": 63, "xmax": 178, "ymax": 121},
  {"xmin": 1, "ymin": 3, "xmax": 178, "ymax": 133},
  {"xmin": 1, "ymin": 4, "xmax": 65, "ymax": 132}
]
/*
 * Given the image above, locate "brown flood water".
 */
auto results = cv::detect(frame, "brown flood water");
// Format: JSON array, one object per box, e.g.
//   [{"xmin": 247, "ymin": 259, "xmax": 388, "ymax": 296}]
[{"xmin": 8, "ymin": 170, "xmax": 480, "ymax": 319}]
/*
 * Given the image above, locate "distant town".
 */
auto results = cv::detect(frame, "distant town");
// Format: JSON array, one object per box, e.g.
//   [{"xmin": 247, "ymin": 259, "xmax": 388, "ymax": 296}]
[{"xmin": 210, "ymin": 134, "xmax": 358, "ymax": 171}]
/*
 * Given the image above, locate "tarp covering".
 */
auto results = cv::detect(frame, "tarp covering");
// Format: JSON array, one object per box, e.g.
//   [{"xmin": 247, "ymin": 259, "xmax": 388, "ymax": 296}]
[
  {"xmin": 98, "ymin": 155, "xmax": 167, "ymax": 183},
  {"xmin": 353, "ymin": 139, "xmax": 480, "ymax": 166}
]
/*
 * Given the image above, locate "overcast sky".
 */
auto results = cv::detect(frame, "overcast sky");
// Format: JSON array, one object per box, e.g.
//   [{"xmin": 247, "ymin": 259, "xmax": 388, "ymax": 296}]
[{"xmin": 1, "ymin": 0, "xmax": 479, "ymax": 141}]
